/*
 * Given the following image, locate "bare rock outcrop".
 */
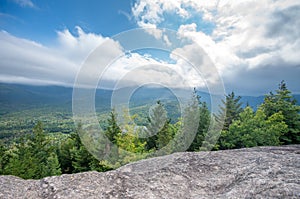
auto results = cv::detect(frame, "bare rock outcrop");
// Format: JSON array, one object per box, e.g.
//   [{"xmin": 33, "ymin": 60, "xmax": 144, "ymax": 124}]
[{"xmin": 1, "ymin": 145, "xmax": 299, "ymax": 199}]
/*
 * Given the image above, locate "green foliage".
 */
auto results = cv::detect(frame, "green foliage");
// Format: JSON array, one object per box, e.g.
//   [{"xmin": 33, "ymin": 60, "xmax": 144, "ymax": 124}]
[
  {"xmin": 0, "ymin": 107, "xmax": 75, "ymax": 142},
  {"xmin": 188, "ymin": 101, "xmax": 211, "ymax": 151},
  {"xmin": 156, "ymin": 120, "xmax": 174, "ymax": 149},
  {"xmin": 46, "ymin": 153, "xmax": 62, "ymax": 176},
  {"xmin": 116, "ymin": 110, "xmax": 146, "ymax": 153},
  {"xmin": 215, "ymin": 92, "xmax": 243, "ymax": 131},
  {"xmin": 0, "ymin": 122, "xmax": 112, "ymax": 179},
  {"xmin": 112, "ymin": 109, "xmax": 147, "ymax": 165},
  {"xmin": 144, "ymin": 101, "xmax": 174, "ymax": 150},
  {"xmin": 2, "ymin": 122, "xmax": 61, "ymax": 179},
  {"xmin": 171, "ymin": 89, "xmax": 200, "ymax": 153},
  {"xmin": 219, "ymin": 107, "xmax": 288, "ymax": 149},
  {"xmin": 260, "ymin": 81, "xmax": 300, "ymax": 144},
  {"xmin": 57, "ymin": 136, "xmax": 75, "ymax": 173},
  {"xmin": 58, "ymin": 125, "xmax": 113, "ymax": 173},
  {"xmin": 115, "ymin": 131, "xmax": 146, "ymax": 161},
  {"xmin": 0, "ymin": 81, "xmax": 299, "ymax": 179},
  {"xmin": 105, "ymin": 110, "xmax": 122, "ymax": 144},
  {"xmin": 0, "ymin": 142, "xmax": 9, "ymax": 174}
]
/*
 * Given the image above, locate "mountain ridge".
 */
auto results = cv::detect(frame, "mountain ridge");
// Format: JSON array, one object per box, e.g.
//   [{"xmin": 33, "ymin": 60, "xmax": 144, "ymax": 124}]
[{"xmin": 1, "ymin": 83, "xmax": 299, "ymax": 113}]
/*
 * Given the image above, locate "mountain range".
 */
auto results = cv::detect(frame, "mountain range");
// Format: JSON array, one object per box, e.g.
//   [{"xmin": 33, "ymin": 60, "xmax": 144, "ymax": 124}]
[{"xmin": 1, "ymin": 83, "xmax": 299, "ymax": 115}]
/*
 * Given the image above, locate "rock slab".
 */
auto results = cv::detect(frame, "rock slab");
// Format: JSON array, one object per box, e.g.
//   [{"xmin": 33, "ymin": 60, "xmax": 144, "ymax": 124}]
[{"xmin": 0, "ymin": 145, "xmax": 300, "ymax": 199}]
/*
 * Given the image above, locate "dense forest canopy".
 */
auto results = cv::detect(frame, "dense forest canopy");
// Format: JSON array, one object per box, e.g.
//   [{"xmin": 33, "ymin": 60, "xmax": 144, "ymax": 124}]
[{"xmin": 0, "ymin": 81, "xmax": 299, "ymax": 179}]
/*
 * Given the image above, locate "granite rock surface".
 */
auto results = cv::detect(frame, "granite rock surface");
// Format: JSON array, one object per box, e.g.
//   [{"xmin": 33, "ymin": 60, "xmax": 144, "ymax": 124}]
[{"xmin": 0, "ymin": 145, "xmax": 299, "ymax": 199}]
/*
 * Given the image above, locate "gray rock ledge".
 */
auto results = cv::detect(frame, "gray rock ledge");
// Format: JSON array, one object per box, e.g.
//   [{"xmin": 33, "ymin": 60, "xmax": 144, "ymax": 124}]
[{"xmin": 1, "ymin": 145, "xmax": 299, "ymax": 199}]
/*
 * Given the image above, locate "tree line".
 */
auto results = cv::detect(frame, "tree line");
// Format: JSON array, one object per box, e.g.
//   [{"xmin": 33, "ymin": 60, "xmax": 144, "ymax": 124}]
[{"xmin": 0, "ymin": 81, "xmax": 299, "ymax": 179}]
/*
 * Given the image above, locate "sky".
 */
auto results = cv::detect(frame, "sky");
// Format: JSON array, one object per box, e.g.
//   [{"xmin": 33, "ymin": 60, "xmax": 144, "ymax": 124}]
[{"xmin": 0, "ymin": 0, "xmax": 299, "ymax": 95}]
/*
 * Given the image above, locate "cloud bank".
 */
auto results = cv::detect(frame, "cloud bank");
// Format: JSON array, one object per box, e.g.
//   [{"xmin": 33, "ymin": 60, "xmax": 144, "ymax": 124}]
[
  {"xmin": 132, "ymin": 0, "xmax": 300, "ymax": 94},
  {"xmin": 0, "ymin": 27, "xmax": 205, "ymax": 90},
  {"xmin": 0, "ymin": 27, "xmax": 106, "ymax": 87},
  {"xmin": 0, "ymin": 0, "xmax": 299, "ymax": 95}
]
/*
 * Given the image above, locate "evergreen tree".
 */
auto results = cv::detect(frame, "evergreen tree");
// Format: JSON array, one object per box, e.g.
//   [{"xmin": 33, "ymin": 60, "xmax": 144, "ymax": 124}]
[
  {"xmin": 172, "ymin": 89, "xmax": 199, "ymax": 153},
  {"xmin": 61, "ymin": 125, "xmax": 112, "ymax": 173},
  {"xmin": 156, "ymin": 119, "xmax": 173, "ymax": 149},
  {"xmin": 188, "ymin": 101, "xmax": 211, "ymax": 151},
  {"xmin": 144, "ymin": 101, "xmax": 169, "ymax": 150},
  {"xmin": 46, "ymin": 153, "xmax": 62, "ymax": 176},
  {"xmin": 29, "ymin": 121, "xmax": 50, "ymax": 177},
  {"xmin": 71, "ymin": 144, "xmax": 94, "ymax": 172},
  {"xmin": 0, "ymin": 142, "xmax": 9, "ymax": 174},
  {"xmin": 215, "ymin": 92, "xmax": 243, "ymax": 131},
  {"xmin": 3, "ymin": 140, "xmax": 37, "ymax": 179},
  {"xmin": 58, "ymin": 136, "xmax": 75, "ymax": 173},
  {"xmin": 68, "ymin": 125, "xmax": 93, "ymax": 172},
  {"xmin": 4, "ymin": 122, "xmax": 61, "ymax": 179},
  {"xmin": 105, "ymin": 110, "xmax": 122, "ymax": 144},
  {"xmin": 260, "ymin": 81, "xmax": 300, "ymax": 144}
]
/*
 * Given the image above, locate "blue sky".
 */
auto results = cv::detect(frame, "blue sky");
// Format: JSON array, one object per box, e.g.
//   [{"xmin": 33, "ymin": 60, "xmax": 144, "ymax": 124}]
[
  {"xmin": 0, "ymin": 0, "xmax": 135, "ymax": 43},
  {"xmin": 0, "ymin": 0, "xmax": 299, "ymax": 95}
]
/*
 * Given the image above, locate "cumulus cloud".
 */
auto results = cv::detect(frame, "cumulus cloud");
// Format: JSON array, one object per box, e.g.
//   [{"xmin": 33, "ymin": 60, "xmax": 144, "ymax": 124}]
[
  {"xmin": 100, "ymin": 51, "xmax": 205, "ymax": 90},
  {"xmin": 0, "ymin": 31, "xmax": 75, "ymax": 86},
  {"xmin": 0, "ymin": 28, "xmax": 121, "ymax": 87},
  {"xmin": 132, "ymin": 0, "xmax": 300, "ymax": 94},
  {"xmin": 2, "ymin": 0, "xmax": 300, "ymax": 95},
  {"xmin": 0, "ymin": 27, "xmax": 202, "ymax": 90}
]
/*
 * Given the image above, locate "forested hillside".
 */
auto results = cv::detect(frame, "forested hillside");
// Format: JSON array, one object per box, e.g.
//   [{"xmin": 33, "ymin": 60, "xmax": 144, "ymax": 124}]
[
  {"xmin": 0, "ymin": 81, "xmax": 299, "ymax": 179},
  {"xmin": 1, "ymin": 82, "xmax": 299, "ymax": 141}
]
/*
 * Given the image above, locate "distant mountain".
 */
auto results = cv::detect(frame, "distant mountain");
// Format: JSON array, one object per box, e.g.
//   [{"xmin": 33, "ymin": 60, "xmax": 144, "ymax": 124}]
[
  {"xmin": 0, "ymin": 83, "xmax": 71, "ymax": 105},
  {"xmin": 0, "ymin": 83, "xmax": 299, "ymax": 114},
  {"xmin": 0, "ymin": 83, "xmax": 112, "ymax": 113}
]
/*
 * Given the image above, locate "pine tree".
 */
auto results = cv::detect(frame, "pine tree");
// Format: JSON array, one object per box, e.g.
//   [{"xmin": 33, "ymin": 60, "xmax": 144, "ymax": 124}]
[
  {"xmin": 71, "ymin": 144, "xmax": 94, "ymax": 172},
  {"xmin": 215, "ymin": 91, "xmax": 243, "ymax": 131},
  {"xmin": 172, "ymin": 89, "xmax": 200, "ymax": 153},
  {"xmin": 105, "ymin": 110, "xmax": 122, "ymax": 144},
  {"xmin": 3, "ymin": 140, "xmax": 35, "ymax": 179},
  {"xmin": 68, "ymin": 129, "xmax": 93, "ymax": 173},
  {"xmin": 46, "ymin": 153, "xmax": 61, "ymax": 176},
  {"xmin": 188, "ymin": 100, "xmax": 211, "ymax": 151},
  {"xmin": 67, "ymin": 125, "xmax": 113, "ymax": 173},
  {"xmin": 58, "ymin": 136, "xmax": 75, "ymax": 173},
  {"xmin": 4, "ymin": 122, "xmax": 62, "ymax": 179},
  {"xmin": 156, "ymin": 119, "xmax": 173, "ymax": 149},
  {"xmin": 0, "ymin": 142, "xmax": 9, "ymax": 174},
  {"xmin": 144, "ymin": 101, "xmax": 169, "ymax": 150},
  {"xmin": 260, "ymin": 81, "xmax": 300, "ymax": 144},
  {"xmin": 29, "ymin": 121, "xmax": 49, "ymax": 177}
]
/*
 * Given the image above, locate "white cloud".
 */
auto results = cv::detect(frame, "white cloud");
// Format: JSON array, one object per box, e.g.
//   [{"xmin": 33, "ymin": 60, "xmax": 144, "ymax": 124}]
[
  {"xmin": 56, "ymin": 26, "xmax": 109, "ymax": 63},
  {"xmin": 0, "ymin": 31, "xmax": 74, "ymax": 86},
  {"xmin": 1, "ymin": 0, "xmax": 300, "ymax": 94},
  {"xmin": 0, "ymin": 27, "xmax": 202, "ymax": 90},
  {"xmin": 132, "ymin": 0, "xmax": 300, "ymax": 94},
  {"xmin": 0, "ymin": 28, "xmax": 122, "ymax": 87},
  {"xmin": 100, "ymin": 51, "xmax": 203, "ymax": 90}
]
